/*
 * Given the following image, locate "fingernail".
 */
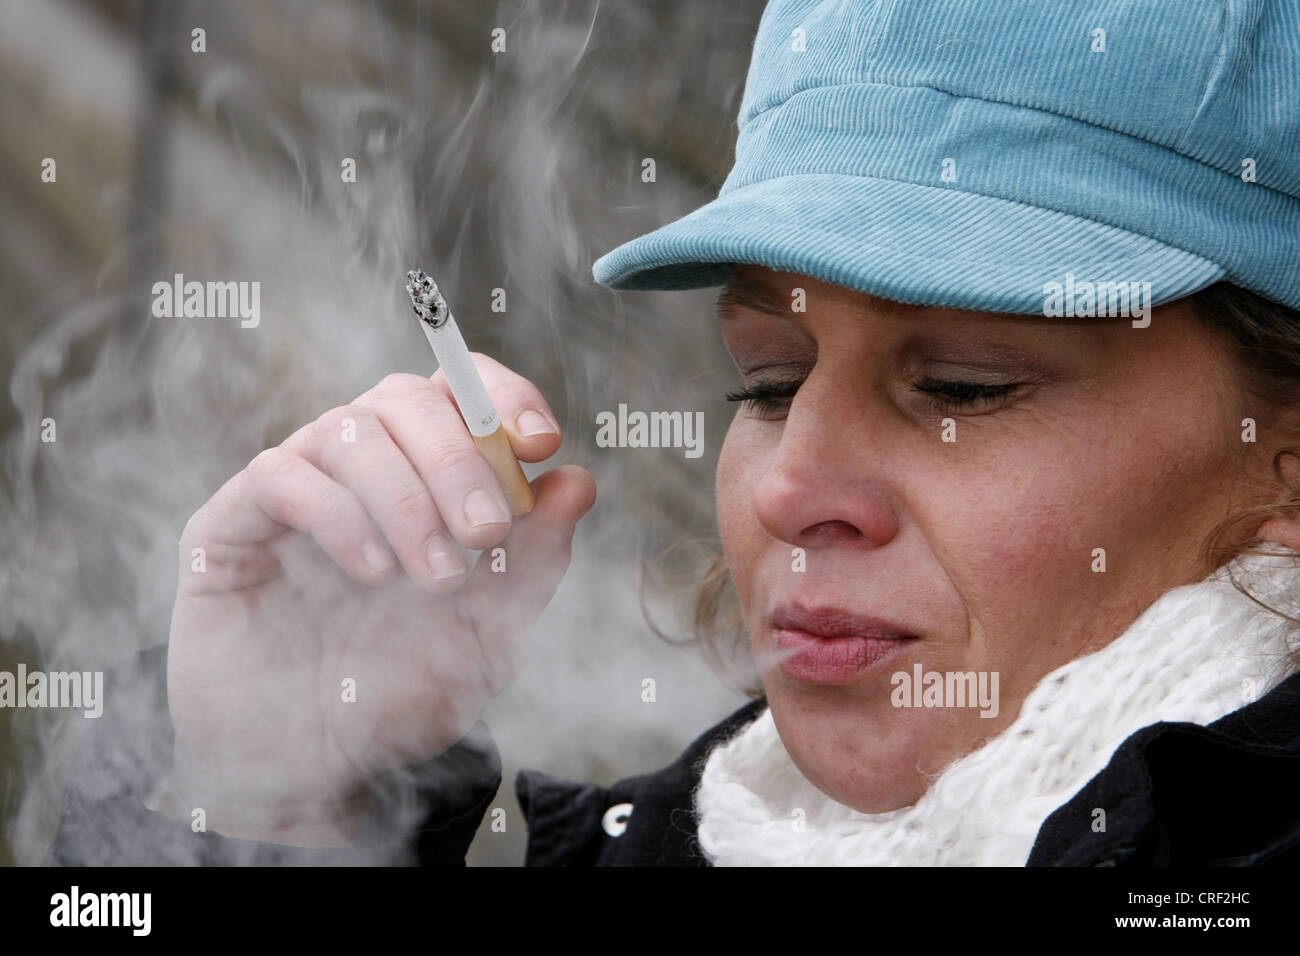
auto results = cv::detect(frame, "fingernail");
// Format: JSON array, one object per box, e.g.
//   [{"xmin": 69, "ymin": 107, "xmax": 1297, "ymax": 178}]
[
  {"xmin": 426, "ymin": 535, "xmax": 465, "ymax": 580},
  {"xmin": 363, "ymin": 538, "xmax": 396, "ymax": 572},
  {"xmin": 515, "ymin": 408, "xmax": 559, "ymax": 437},
  {"xmin": 463, "ymin": 486, "xmax": 510, "ymax": 528}
]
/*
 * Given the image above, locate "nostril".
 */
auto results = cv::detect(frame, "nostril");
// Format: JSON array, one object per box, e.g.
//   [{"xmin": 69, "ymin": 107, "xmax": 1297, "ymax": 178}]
[{"xmin": 805, "ymin": 519, "xmax": 862, "ymax": 544}]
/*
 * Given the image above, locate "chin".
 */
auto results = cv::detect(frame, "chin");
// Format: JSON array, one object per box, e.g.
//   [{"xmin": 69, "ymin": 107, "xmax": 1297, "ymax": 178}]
[
  {"xmin": 765, "ymin": 681, "xmax": 938, "ymax": 812},
  {"xmin": 805, "ymin": 761, "xmax": 929, "ymax": 814}
]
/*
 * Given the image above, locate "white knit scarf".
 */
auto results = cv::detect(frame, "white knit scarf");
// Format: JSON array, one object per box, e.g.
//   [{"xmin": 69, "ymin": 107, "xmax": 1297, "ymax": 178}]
[{"xmin": 694, "ymin": 549, "xmax": 1300, "ymax": 866}]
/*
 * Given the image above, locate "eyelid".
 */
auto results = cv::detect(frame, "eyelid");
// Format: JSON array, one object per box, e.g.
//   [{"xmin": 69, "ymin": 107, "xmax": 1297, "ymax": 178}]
[
  {"xmin": 735, "ymin": 360, "xmax": 815, "ymax": 379},
  {"xmin": 910, "ymin": 354, "xmax": 1054, "ymax": 383},
  {"xmin": 916, "ymin": 368, "xmax": 1021, "ymax": 388}
]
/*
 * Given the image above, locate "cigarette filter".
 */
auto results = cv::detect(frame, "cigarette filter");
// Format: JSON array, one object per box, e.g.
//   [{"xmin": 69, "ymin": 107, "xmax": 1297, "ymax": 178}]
[{"xmin": 405, "ymin": 269, "xmax": 535, "ymax": 516}]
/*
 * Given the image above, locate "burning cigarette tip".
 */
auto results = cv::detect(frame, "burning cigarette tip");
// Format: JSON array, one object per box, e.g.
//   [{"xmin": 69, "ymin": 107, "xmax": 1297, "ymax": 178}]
[{"xmin": 406, "ymin": 269, "xmax": 448, "ymax": 328}]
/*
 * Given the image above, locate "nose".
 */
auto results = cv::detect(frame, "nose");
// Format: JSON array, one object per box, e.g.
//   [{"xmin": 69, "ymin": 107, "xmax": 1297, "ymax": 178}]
[{"xmin": 750, "ymin": 371, "xmax": 901, "ymax": 553}]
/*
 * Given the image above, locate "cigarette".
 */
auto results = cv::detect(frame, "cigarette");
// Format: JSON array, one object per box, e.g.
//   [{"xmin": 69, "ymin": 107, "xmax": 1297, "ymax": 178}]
[{"xmin": 405, "ymin": 269, "xmax": 536, "ymax": 516}]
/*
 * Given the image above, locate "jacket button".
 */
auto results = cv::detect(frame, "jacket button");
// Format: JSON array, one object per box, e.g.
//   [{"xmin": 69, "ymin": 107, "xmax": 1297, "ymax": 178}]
[{"xmin": 602, "ymin": 802, "xmax": 633, "ymax": 837}]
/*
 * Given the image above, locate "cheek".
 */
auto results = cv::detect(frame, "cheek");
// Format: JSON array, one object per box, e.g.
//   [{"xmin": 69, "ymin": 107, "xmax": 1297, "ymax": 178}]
[
  {"xmin": 936, "ymin": 459, "xmax": 1091, "ymax": 627},
  {"xmin": 715, "ymin": 423, "xmax": 747, "ymax": 556},
  {"xmin": 715, "ymin": 421, "xmax": 767, "ymax": 590},
  {"xmin": 930, "ymin": 407, "xmax": 1234, "ymax": 650}
]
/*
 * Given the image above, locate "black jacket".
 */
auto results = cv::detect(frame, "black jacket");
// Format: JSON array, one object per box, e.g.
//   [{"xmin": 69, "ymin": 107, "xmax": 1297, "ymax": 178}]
[{"xmin": 43, "ymin": 643, "xmax": 1300, "ymax": 866}]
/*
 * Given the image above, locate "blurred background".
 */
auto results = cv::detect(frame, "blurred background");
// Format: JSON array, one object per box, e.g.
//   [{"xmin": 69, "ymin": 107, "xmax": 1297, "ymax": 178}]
[{"xmin": 0, "ymin": 0, "xmax": 765, "ymax": 865}]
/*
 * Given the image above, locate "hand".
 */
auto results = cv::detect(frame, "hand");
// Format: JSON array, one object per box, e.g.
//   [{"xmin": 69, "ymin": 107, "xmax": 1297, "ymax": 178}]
[{"xmin": 159, "ymin": 359, "xmax": 596, "ymax": 843}]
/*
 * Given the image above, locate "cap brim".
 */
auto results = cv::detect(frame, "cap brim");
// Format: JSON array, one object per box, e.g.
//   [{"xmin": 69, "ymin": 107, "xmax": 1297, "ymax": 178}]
[{"xmin": 592, "ymin": 174, "xmax": 1224, "ymax": 315}]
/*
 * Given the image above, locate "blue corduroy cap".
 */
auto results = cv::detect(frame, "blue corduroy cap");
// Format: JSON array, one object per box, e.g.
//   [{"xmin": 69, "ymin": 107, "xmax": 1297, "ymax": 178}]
[{"xmin": 591, "ymin": 0, "xmax": 1300, "ymax": 315}]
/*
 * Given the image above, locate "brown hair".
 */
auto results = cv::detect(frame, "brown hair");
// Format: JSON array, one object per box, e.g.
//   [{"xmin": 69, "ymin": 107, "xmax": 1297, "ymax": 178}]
[
  {"xmin": 637, "ymin": 281, "xmax": 1300, "ymax": 696},
  {"xmin": 1191, "ymin": 283, "xmax": 1300, "ymax": 655}
]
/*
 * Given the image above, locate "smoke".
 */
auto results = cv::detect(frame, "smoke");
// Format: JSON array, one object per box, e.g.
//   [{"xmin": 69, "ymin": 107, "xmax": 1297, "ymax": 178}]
[{"xmin": 0, "ymin": 0, "xmax": 763, "ymax": 865}]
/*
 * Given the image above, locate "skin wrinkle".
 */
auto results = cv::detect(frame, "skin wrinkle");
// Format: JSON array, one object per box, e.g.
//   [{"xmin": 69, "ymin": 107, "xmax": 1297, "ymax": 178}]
[{"xmin": 713, "ymin": 264, "xmax": 1289, "ymax": 814}]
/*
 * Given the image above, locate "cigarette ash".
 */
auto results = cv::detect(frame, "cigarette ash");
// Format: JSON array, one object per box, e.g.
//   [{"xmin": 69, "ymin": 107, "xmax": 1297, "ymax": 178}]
[{"xmin": 405, "ymin": 269, "xmax": 449, "ymax": 328}]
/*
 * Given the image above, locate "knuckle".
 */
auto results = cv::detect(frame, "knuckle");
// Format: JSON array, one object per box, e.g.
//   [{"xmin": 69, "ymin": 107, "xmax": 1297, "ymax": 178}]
[
  {"xmin": 375, "ymin": 371, "xmax": 429, "ymax": 397},
  {"xmin": 247, "ymin": 446, "xmax": 295, "ymax": 486},
  {"xmin": 399, "ymin": 385, "xmax": 449, "ymax": 422},
  {"xmin": 389, "ymin": 480, "xmax": 433, "ymax": 525},
  {"xmin": 426, "ymin": 439, "xmax": 486, "ymax": 476},
  {"xmin": 279, "ymin": 481, "xmax": 338, "ymax": 529},
  {"xmin": 314, "ymin": 404, "xmax": 379, "ymax": 440},
  {"xmin": 246, "ymin": 450, "xmax": 328, "ymax": 527}
]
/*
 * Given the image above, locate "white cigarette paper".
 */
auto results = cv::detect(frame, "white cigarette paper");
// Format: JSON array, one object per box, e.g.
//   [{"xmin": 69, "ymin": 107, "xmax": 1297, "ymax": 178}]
[
  {"xmin": 418, "ymin": 314, "xmax": 499, "ymax": 436},
  {"xmin": 405, "ymin": 269, "xmax": 535, "ymax": 515}
]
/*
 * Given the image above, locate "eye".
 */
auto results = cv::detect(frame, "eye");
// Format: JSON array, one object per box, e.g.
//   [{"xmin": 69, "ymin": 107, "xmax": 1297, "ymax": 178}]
[
  {"xmin": 725, "ymin": 376, "xmax": 1022, "ymax": 419},
  {"xmin": 724, "ymin": 379, "xmax": 800, "ymax": 418},
  {"xmin": 912, "ymin": 378, "xmax": 1019, "ymax": 413}
]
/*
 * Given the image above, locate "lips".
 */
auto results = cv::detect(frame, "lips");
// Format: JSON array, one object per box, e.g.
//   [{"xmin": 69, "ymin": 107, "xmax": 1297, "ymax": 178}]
[
  {"xmin": 769, "ymin": 603, "xmax": 919, "ymax": 685},
  {"xmin": 770, "ymin": 604, "xmax": 916, "ymax": 641}
]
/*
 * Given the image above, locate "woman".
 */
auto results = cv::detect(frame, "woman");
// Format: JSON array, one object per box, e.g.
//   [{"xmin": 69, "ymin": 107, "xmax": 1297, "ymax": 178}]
[{"xmin": 47, "ymin": 0, "xmax": 1300, "ymax": 865}]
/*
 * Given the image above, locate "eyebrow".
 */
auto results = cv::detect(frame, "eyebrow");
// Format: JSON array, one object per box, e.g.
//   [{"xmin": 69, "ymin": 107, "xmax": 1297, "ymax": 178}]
[{"xmin": 714, "ymin": 273, "xmax": 792, "ymax": 322}]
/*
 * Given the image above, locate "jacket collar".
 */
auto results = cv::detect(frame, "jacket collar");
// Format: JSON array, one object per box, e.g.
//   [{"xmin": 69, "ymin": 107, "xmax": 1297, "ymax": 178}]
[
  {"xmin": 1027, "ymin": 666, "xmax": 1300, "ymax": 865},
  {"xmin": 517, "ymin": 698, "xmax": 766, "ymax": 866}
]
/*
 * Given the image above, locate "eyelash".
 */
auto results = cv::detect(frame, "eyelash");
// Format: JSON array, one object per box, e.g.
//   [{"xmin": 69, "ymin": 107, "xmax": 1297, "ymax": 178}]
[{"xmin": 723, "ymin": 378, "xmax": 1019, "ymax": 416}]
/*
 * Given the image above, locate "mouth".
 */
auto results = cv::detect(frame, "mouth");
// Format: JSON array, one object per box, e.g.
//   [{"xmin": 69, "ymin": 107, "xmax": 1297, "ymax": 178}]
[{"xmin": 769, "ymin": 603, "xmax": 920, "ymax": 685}]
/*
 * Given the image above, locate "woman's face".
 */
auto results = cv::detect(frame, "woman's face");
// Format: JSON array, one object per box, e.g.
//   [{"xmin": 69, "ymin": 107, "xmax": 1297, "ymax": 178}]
[{"xmin": 715, "ymin": 264, "xmax": 1275, "ymax": 812}]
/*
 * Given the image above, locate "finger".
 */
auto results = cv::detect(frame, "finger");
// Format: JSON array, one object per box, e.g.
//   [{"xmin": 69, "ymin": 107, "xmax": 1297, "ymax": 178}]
[
  {"xmin": 350, "ymin": 374, "xmax": 520, "ymax": 551},
  {"xmin": 237, "ymin": 446, "xmax": 399, "ymax": 587},
  {"xmin": 284, "ymin": 404, "xmax": 475, "ymax": 593},
  {"xmin": 425, "ymin": 354, "xmax": 563, "ymax": 462}
]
